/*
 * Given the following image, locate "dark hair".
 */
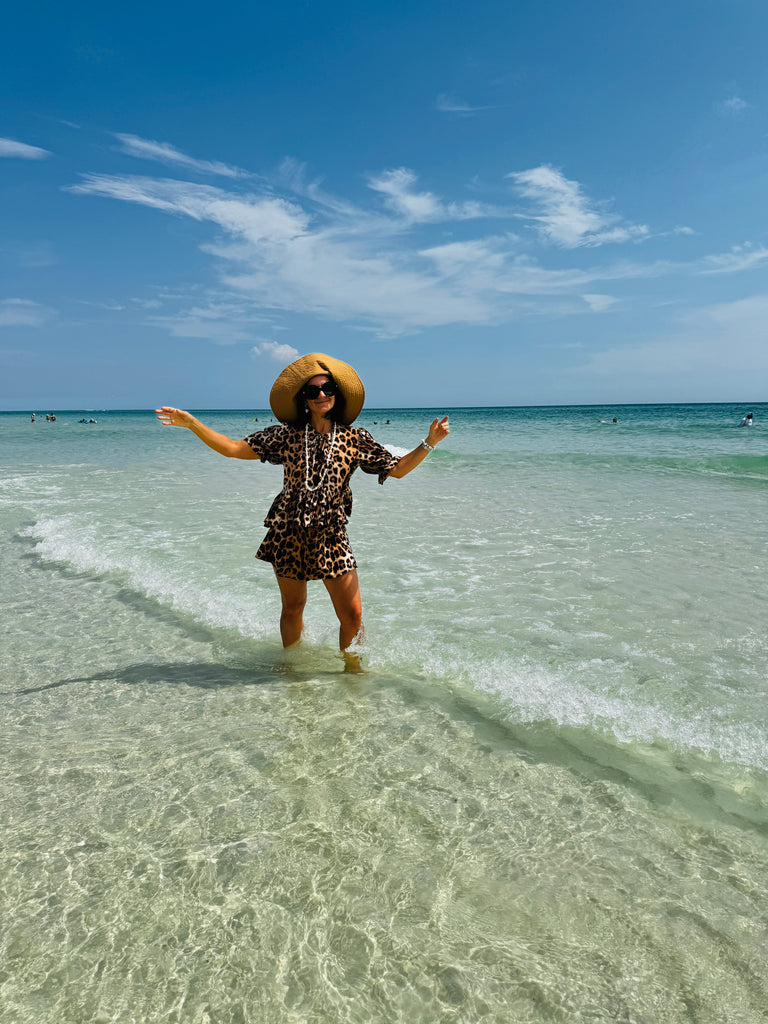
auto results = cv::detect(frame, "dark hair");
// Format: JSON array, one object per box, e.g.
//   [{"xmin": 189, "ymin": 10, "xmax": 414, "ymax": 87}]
[{"xmin": 290, "ymin": 377, "xmax": 347, "ymax": 428}]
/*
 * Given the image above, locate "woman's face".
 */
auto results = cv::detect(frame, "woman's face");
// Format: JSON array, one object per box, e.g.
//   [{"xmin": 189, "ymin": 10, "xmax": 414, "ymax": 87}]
[{"xmin": 305, "ymin": 374, "xmax": 336, "ymax": 416}]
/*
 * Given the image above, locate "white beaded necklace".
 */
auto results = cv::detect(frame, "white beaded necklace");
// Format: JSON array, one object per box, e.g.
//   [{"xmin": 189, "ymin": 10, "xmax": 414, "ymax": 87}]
[{"xmin": 304, "ymin": 422, "xmax": 337, "ymax": 491}]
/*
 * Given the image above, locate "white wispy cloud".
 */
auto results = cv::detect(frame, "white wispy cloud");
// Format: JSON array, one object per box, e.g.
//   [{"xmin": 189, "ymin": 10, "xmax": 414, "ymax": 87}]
[
  {"xmin": 0, "ymin": 138, "xmax": 51, "ymax": 160},
  {"xmin": 508, "ymin": 165, "xmax": 649, "ymax": 248},
  {"xmin": 251, "ymin": 340, "xmax": 299, "ymax": 361},
  {"xmin": 699, "ymin": 244, "xmax": 768, "ymax": 274},
  {"xmin": 0, "ymin": 298, "xmax": 52, "ymax": 326},
  {"xmin": 69, "ymin": 173, "xmax": 491, "ymax": 331},
  {"xmin": 717, "ymin": 95, "xmax": 749, "ymax": 115},
  {"xmin": 435, "ymin": 94, "xmax": 492, "ymax": 114},
  {"xmin": 368, "ymin": 168, "xmax": 501, "ymax": 223},
  {"xmin": 67, "ymin": 154, "xmax": 768, "ymax": 337},
  {"xmin": 418, "ymin": 239, "xmax": 594, "ymax": 296},
  {"xmin": 368, "ymin": 168, "xmax": 445, "ymax": 222},
  {"xmin": 148, "ymin": 299, "xmax": 277, "ymax": 344},
  {"xmin": 114, "ymin": 133, "xmax": 249, "ymax": 178},
  {"xmin": 275, "ymin": 157, "xmax": 407, "ymax": 238},
  {"xmin": 70, "ymin": 175, "xmax": 307, "ymax": 242},
  {"xmin": 581, "ymin": 294, "xmax": 618, "ymax": 312}
]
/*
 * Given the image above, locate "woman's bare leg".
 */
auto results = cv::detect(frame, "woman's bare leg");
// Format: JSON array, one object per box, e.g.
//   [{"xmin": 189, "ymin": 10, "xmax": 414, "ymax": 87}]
[
  {"xmin": 275, "ymin": 575, "xmax": 307, "ymax": 648},
  {"xmin": 324, "ymin": 570, "xmax": 363, "ymax": 652}
]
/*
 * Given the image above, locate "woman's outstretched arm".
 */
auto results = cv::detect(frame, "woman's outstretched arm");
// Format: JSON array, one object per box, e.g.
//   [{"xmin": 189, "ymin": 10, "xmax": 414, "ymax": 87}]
[
  {"xmin": 155, "ymin": 407, "xmax": 258, "ymax": 459},
  {"xmin": 389, "ymin": 416, "xmax": 450, "ymax": 479}
]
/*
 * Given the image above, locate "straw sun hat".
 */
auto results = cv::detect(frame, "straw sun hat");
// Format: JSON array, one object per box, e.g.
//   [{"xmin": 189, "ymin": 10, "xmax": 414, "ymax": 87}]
[{"xmin": 269, "ymin": 353, "xmax": 365, "ymax": 425}]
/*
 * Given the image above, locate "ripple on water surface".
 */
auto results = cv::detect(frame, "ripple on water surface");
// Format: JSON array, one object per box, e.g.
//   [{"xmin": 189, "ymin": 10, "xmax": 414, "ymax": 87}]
[{"xmin": 2, "ymin": 665, "xmax": 768, "ymax": 1023}]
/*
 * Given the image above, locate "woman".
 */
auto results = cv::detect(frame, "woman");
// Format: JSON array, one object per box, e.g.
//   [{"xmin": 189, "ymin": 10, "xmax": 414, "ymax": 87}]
[{"xmin": 156, "ymin": 353, "xmax": 449, "ymax": 661}]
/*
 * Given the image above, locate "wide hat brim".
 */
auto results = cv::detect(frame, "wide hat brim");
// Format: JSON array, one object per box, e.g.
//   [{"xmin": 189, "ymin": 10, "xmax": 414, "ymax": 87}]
[{"xmin": 269, "ymin": 353, "xmax": 365, "ymax": 425}]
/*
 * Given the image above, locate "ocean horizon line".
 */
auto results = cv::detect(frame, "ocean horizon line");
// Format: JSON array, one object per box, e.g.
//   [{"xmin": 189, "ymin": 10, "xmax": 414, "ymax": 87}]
[{"xmin": 3, "ymin": 399, "xmax": 765, "ymax": 415}]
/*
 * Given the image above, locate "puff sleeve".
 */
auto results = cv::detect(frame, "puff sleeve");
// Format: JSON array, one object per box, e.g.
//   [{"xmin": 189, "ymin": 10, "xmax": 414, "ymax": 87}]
[
  {"xmin": 354, "ymin": 428, "xmax": 401, "ymax": 484},
  {"xmin": 242, "ymin": 424, "xmax": 290, "ymax": 465}
]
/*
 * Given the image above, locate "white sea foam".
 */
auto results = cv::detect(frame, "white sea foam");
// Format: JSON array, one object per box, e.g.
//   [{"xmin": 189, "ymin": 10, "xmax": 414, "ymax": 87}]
[
  {"xmin": 368, "ymin": 635, "xmax": 768, "ymax": 772},
  {"xmin": 21, "ymin": 516, "xmax": 278, "ymax": 641},
  {"xmin": 473, "ymin": 655, "xmax": 768, "ymax": 771}
]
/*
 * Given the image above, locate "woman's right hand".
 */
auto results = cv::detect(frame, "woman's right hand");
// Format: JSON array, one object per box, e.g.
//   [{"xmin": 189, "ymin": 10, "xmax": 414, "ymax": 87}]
[
  {"xmin": 155, "ymin": 406, "xmax": 194, "ymax": 429},
  {"xmin": 154, "ymin": 408, "xmax": 256, "ymax": 458}
]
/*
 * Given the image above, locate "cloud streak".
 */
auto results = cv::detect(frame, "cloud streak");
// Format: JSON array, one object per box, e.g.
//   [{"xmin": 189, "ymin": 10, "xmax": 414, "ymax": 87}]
[
  {"xmin": 0, "ymin": 298, "xmax": 53, "ymax": 326},
  {"xmin": 147, "ymin": 298, "xmax": 279, "ymax": 344},
  {"xmin": 435, "ymin": 94, "xmax": 494, "ymax": 114},
  {"xmin": 699, "ymin": 244, "xmax": 768, "ymax": 274},
  {"xmin": 368, "ymin": 168, "xmax": 503, "ymax": 224},
  {"xmin": 114, "ymin": 134, "xmax": 249, "ymax": 178},
  {"xmin": 0, "ymin": 138, "xmax": 51, "ymax": 160},
  {"xmin": 508, "ymin": 165, "xmax": 649, "ymax": 248}
]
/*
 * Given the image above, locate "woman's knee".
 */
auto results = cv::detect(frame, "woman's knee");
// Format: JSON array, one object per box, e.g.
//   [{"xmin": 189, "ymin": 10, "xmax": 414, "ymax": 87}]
[
  {"xmin": 281, "ymin": 594, "xmax": 306, "ymax": 618},
  {"xmin": 337, "ymin": 596, "xmax": 362, "ymax": 630},
  {"xmin": 323, "ymin": 572, "xmax": 362, "ymax": 626},
  {"xmin": 276, "ymin": 576, "xmax": 307, "ymax": 618}
]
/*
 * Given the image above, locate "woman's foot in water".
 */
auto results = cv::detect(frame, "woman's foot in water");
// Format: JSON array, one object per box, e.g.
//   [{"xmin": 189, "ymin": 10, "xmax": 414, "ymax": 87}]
[{"xmin": 342, "ymin": 649, "xmax": 365, "ymax": 673}]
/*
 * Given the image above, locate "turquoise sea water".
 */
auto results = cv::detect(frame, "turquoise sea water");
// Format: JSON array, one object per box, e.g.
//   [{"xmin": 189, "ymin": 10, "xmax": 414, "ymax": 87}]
[{"xmin": 2, "ymin": 403, "xmax": 767, "ymax": 1023}]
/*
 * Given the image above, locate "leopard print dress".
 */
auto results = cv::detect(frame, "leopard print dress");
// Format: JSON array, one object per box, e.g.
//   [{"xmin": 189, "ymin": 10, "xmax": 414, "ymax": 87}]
[{"xmin": 243, "ymin": 423, "xmax": 401, "ymax": 581}]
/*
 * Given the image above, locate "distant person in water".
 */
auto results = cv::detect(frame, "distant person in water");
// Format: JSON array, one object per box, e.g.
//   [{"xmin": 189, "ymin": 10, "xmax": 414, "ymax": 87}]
[
  {"xmin": 156, "ymin": 353, "xmax": 449, "ymax": 666},
  {"xmin": 739, "ymin": 412, "xmax": 754, "ymax": 427}
]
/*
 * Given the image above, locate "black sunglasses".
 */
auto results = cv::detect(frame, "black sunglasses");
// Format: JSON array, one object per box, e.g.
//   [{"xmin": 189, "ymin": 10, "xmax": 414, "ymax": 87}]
[{"xmin": 300, "ymin": 380, "xmax": 339, "ymax": 400}]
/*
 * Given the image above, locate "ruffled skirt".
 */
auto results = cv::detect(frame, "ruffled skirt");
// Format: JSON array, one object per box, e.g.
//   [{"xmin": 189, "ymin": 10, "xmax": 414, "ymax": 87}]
[{"xmin": 255, "ymin": 520, "xmax": 357, "ymax": 581}]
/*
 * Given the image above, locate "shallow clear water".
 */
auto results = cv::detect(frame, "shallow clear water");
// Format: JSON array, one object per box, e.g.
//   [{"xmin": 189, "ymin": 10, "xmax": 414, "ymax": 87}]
[{"xmin": 2, "ymin": 404, "xmax": 767, "ymax": 1022}]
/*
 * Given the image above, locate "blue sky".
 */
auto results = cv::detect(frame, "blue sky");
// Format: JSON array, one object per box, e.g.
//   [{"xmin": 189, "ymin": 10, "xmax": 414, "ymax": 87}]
[{"xmin": 2, "ymin": 0, "xmax": 768, "ymax": 410}]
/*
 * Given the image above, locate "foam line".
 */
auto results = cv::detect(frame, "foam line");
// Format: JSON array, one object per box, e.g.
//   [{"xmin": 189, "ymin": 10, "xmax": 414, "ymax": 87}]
[{"xmin": 19, "ymin": 515, "xmax": 768, "ymax": 772}]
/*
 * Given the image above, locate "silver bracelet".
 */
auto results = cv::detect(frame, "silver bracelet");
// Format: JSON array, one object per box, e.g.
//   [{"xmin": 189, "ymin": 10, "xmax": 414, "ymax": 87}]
[{"xmin": 420, "ymin": 439, "xmax": 434, "ymax": 452}]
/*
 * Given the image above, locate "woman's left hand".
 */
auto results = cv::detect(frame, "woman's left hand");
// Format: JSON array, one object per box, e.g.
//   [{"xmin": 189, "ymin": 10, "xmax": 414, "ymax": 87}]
[{"xmin": 427, "ymin": 416, "xmax": 450, "ymax": 447}]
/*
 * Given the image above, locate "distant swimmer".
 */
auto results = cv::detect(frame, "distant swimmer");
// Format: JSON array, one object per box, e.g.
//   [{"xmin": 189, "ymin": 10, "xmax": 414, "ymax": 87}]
[{"xmin": 739, "ymin": 412, "xmax": 754, "ymax": 427}]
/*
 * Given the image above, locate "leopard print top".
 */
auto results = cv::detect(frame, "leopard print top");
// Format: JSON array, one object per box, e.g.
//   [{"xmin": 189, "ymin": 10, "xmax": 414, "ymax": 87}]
[{"xmin": 243, "ymin": 423, "xmax": 401, "ymax": 530}]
